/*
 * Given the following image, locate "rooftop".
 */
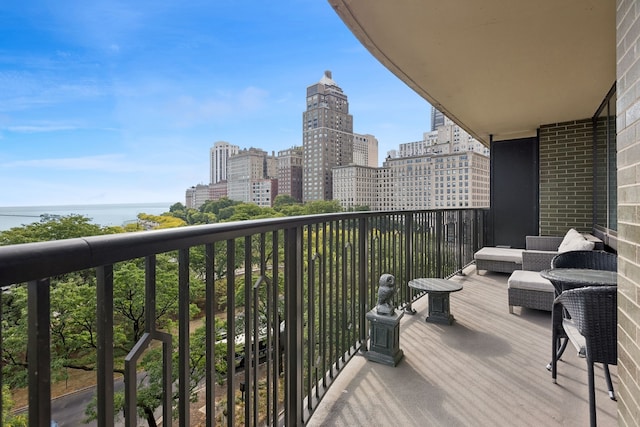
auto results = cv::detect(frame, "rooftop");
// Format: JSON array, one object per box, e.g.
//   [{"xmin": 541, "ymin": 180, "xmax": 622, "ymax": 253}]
[{"xmin": 308, "ymin": 265, "xmax": 618, "ymax": 426}]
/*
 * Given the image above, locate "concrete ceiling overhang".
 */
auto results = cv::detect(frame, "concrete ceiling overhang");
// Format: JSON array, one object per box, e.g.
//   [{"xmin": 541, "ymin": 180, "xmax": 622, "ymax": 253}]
[{"xmin": 329, "ymin": 0, "xmax": 616, "ymax": 145}]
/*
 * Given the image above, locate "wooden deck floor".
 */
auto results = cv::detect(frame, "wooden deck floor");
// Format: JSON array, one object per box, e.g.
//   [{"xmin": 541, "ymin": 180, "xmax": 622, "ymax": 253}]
[{"xmin": 307, "ymin": 266, "xmax": 618, "ymax": 427}]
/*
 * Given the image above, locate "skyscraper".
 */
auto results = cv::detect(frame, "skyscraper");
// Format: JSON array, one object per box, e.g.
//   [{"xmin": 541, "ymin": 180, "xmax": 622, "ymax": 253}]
[
  {"xmin": 302, "ymin": 71, "xmax": 354, "ymax": 201},
  {"xmin": 210, "ymin": 141, "xmax": 239, "ymax": 184},
  {"xmin": 277, "ymin": 146, "xmax": 303, "ymax": 202},
  {"xmin": 353, "ymin": 133, "xmax": 379, "ymax": 168},
  {"xmin": 227, "ymin": 148, "xmax": 278, "ymax": 206},
  {"xmin": 431, "ymin": 107, "xmax": 445, "ymax": 132}
]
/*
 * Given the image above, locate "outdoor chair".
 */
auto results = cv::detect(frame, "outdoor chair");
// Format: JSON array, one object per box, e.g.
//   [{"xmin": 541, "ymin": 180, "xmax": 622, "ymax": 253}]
[
  {"xmin": 550, "ymin": 250, "xmax": 617, "ymax": 272},
  {"xmin": 550, "ymin": 286, "xmax": 617, "ymax": 427},
  {"xmin": 547, "ymin": 250, "xmax": 617, "ymax": 381}
]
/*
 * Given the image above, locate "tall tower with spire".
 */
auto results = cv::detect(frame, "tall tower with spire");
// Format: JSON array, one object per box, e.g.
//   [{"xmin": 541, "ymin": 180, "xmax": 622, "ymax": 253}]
[{"xmin": 302, "ymin": 71, "xmax": 354, "ymax": 202}]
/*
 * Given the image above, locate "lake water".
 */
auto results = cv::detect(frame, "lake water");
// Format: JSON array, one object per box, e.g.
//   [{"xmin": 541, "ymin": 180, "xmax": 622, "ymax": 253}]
[{"xmin": 0, "ymin": 202, "xmax": 174, "ymax": 231}]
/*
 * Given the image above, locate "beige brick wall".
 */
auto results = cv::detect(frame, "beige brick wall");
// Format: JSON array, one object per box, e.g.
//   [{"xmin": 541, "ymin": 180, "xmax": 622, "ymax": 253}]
[
  {"xmin": 538, "ymin": 120, "xmax": 594, "ymax": 236},
  {"xmin": 617, "ymin": 1, "xmax": 640, "ymax": 425}
]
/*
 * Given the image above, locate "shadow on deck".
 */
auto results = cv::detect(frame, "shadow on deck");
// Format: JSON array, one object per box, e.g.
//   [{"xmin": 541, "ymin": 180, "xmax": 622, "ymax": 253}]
[{"xmin": 307, "ymin": 266, "xmax": 618, "ymax": 426}]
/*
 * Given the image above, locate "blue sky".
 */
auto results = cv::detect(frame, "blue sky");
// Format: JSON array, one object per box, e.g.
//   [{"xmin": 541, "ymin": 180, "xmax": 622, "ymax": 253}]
[{"xmin": 0, "ymin": 1, "xmax": 431, "ymax": 207}]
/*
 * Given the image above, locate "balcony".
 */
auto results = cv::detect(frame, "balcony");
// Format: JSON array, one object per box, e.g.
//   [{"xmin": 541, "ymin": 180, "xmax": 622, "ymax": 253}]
[
  {"xmin": 0, "ymin": 208, "xmax": 618, "ymax": 426},
  {"xmin": 308, "ymin": 267, "xmax": 618, "ymax": 426}
]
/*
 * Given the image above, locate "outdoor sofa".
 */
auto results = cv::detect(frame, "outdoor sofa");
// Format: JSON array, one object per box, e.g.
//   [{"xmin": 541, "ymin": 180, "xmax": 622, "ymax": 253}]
[
  {"xmin": 474, "ymin": 230, "xmax": 604, "ymax": 274},
  {"xmin": 473, "ymin": 229, "xmax": 604, "ymax": 314}
]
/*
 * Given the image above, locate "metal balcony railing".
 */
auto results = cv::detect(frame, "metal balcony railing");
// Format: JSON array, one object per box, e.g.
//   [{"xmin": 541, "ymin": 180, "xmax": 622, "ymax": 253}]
[{"xmin": 0, "ymin": 208, "xmax": 487, "ymax": 426}]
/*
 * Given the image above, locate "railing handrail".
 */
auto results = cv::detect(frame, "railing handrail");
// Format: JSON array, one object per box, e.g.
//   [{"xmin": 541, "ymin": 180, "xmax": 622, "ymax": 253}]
[{"xmin": 0, "ymin": 209, "xmax": 483, "ymax": 287}]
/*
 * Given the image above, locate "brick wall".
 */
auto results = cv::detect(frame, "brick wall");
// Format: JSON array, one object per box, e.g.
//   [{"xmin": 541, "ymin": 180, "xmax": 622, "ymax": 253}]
[
  {"xmin": 617, "ymin": 1, "xmax": 640, "ymax": 425},
  {"xmin": 538, "ymin": 119, "xmax": 594, "ymax": 236}
]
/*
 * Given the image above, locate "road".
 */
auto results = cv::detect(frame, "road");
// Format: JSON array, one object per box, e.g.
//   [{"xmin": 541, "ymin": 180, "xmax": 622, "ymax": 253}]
[{"xmin": 17, "ymin": 373, "xmax": 156, "ymax": 427}]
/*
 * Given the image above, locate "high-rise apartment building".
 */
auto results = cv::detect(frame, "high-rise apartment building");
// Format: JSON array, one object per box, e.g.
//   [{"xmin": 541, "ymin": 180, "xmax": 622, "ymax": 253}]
[
  {"xmin": 303, "ymin": 71, "xmax": 354, "ymax": 202},
  {"xmin": 353, "ymin": 133, "xmax": 379, "ymax": 167},
  {"xmin": 381, "ymin": 152, "xmax": 490, "ymax": 210},
  {"xmin": 251, "ymin": 179, "xmax": 278, "ymax": 208},
  {"xmin": 227, "ymin": 148, "xmax": 278, "ymax": 206},
  {"xmin": 332, "ymin": 165, "xmax": 379, "ymax": 210},
  {"xmin": 277, "ymin": 146, "xmax": 303, "ymax": 202},
  {"xmin": 185, "ymin": 184, "xmax": 214, "ymax": 209},
  {"xmin": 210, "ymin": 141, "xmax": 239, "ymax": 184},
  {"xmin": 431, "ymin": 107, "xmax": 445, "ymax": 132},
  {"xmin": 334, "ymin": 152, "xmax": 490, "ymax": 211},
  {"xmin": 398, "ymin": 109, "xmax": 489, "ymax": 159}
]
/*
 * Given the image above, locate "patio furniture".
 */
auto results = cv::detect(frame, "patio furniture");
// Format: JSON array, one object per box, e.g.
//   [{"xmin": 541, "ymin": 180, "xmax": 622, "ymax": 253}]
[
  {"xmin": 408, "ymin": 278, "xmax": 463, "ymax": 325},
  {"xmin": 473, "ymin": 246, "xmax": 523, "ymax": 274},
  {"xmin": 507, "ymin": 270, "xmax": 554, "ymax": 313},
  {"xmin": 550, "ymin": 286, "xmax": 617, "ymax": 427},
  {"xmin": 543, "ymin": 267, "xmax": 617, "ymax": 365},
  {"xmin": 474, "ymin": 230, "xmax": 604, "ymax": 274},
  {"xmin": 550, "ymin": 250, "xmax": 617, "ymax": 272},
  {"xmin": 546, "ymin": 250, "xmax": 617, "ymax": 361}
]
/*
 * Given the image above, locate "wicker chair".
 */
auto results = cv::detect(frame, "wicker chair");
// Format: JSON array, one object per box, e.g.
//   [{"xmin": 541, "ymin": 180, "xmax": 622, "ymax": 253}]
[
  {"xmin": 550, "ymin": 286, "xmax": 617, "ymax": 427},
  {"xmin": 547, "ymin": 250, "xmax": 617, "ymax": 377},
  {"xmin": 550, "ymin": 250, "xmax": 617, "ymax": 272}
]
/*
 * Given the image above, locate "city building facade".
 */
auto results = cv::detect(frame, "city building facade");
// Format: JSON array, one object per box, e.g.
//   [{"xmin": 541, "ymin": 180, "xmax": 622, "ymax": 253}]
[
  {"xmin": 210, "ymin": 141, "xmax": 239, "ymax": 184},
  {"xmin": 332, "ymin": 165, "xmax": 379, "ymax": 210},
  {"xmin": 303, "ymin": 70, "xmax": 354, "ymax": 202},
  {"xmin": 334, "ymin": 151, "xmax": 489, "ymax": 211},
  {"xmin": 431, "ymin": 107, "xmax": 445, "ymax": 131},
  {"xmin": 277, "ymin": 146, "xmax": 303, "ymax": 202},
  {"xmin": 251, "ymin": 178, "xmax": 278, "ymax": 208},
  {"xmin": 353, "ymin": 133, "xmax": 379, "ymax": 167},
  {"xmin": 185, "ymin": 184, "xmax": 214, "ymax": 209},
  {"xmin": 227, "ymin": 148, "xmax": 278, "ymax": 206}
]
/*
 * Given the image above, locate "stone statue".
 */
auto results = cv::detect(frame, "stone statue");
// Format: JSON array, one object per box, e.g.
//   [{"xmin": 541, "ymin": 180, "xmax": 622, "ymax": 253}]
[{"xmin": 376, "ymin": 273, "xmax": 396, "ymax": 315}]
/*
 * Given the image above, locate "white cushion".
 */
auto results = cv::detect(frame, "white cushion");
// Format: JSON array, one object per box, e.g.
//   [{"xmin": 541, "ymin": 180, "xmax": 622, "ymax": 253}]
[
  {"xmin": 558, "ymin": 228, "xmax": 581, "ymax": 251},
  {"xmin": 558, "ymin": 236, "xmax": 595, "ymax": 253},
  {"xmin": 557, "ymin": 228, "xmax": 597, "ymax": 253},
  {"xmin": 508, "ymin": 270, "xmax": 554, "ymax": 292},
  {"xmin": 563, "ymin": 319, "xmax": 586, "ymax": 356},
  {"xmin": 474, "ymin": 247, "xmax": 523, "ymax": 264}
]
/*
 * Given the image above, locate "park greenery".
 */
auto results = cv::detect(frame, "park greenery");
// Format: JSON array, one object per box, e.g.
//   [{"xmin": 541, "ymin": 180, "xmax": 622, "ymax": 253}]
[{"xmin": 0, "ymin": 195, "xmax": 350, "ymax": 426}]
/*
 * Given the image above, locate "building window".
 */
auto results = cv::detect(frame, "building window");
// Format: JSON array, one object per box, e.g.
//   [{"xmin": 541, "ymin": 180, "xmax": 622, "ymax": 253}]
[{"xmin": 593, "ymin": 83, "xmax": 617, "ymax": 234}]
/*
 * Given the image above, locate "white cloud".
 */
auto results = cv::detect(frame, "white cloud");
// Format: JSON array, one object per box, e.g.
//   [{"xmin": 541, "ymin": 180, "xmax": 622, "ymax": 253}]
[
  {"xmin": 7, "ymin": 124, "xmax": 79, "ymax": 133},
  {"xmin": 1, "ymin": 154, "xmax": 143, "ymax": 173}
]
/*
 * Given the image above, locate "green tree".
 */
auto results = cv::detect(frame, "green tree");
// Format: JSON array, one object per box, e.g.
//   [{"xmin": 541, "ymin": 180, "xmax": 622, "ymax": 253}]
[
  {"xmin": 2, "ymin": 385, "xmax": 27, "ymax": 426},
  {"xmin": 85, "ymin": 323, "xmax": 226, "ymax": 427},
  {"xmin": 0, "ymin": 214, "xmax": 119, "ymax": 245},
  {"xmin": 137, "ymin": 213, "xmax": 186, "ymax": 229},
  {"xmin": 200, "ymin": 197, "xmax": 240, "ymax": 216},
  {"xmin": 169, "ymin": 202, "xmax": 186, "ymax": 213},
  {"xmin": 351, "ymin": 205, "xmax": 370, "ymax": 211},
  {"xmin": 222, "ymin": 203, "xmax": 280, "ymax": 222},
  {"xmin": 273, "ymin": 194, "xmax": 300, "ymax": 211},
  {"xmin": 186, "ymin": 209, "xmax": 216, "ymax": 224},
  {"xmin": 112, "ymin": 254, "xmax": 202, "ymax": 349},
  {"xmin": 278, "ymin": 204, "xmax": 306, "ymax": 217},
  {"xmin": 303, "ymin": 200, "xmax": 343, "ymax": 215}
]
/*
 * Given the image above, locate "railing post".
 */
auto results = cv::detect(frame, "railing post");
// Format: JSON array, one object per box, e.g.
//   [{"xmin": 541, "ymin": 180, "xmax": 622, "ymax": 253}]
[
  {"xmin": 226, "ymin": 240, "xmax": 236, "ymax": 427},
  {"xmin": 178, "ymin": 248, "xmax": 190, "ymax": 427},
  {"xmin": 404, "ymin": 213, "xmax": 416, "ymax": 314},
  {"xmin": 457, "ymin": 210, "xmax": 464, "ymax": 274},
  {"xmin": 205, "ymin": 243, "xmax": 216, "ymax": 427},
  {"xmin": 28, "ymin": 278, "xmax": 51, "ymax": 427},
  {"xmin": 436, "ymin": 211, "xmax": 443, "ymax": 278},
  {"xmin": 358, "ymin": 217, "xmax": 369, "ymax": 350},
  {"xmin": 96, "ymin": 266, "xmax": 114, "ymax": 427},
  {"xmin": 284, "ymin": 226, "xmax": 303, "ymax": 426},
  {"xmin": 0, "ymin": 287, "xmax": 2, "ymax": 422}
]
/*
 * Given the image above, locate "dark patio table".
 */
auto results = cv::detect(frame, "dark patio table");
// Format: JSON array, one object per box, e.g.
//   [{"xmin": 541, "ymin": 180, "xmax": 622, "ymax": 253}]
[
  {"xmin": 408, "ymin": 278, "xmax": 463, "ymax": 325},
  {"xmin": 540, "ymin": 268, "xmax": 617, "ymax": 295}
]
